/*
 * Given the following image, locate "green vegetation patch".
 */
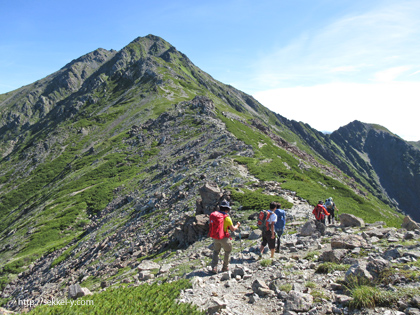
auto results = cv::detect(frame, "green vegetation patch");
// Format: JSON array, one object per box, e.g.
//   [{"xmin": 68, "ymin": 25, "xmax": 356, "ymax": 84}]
[
  {"xmin": 315, "ymin": 262, "xmax": 350, "ymax": 274},
  {"xmin": 230, "ymin": 188, "xmax": 293, "ymax": 210},
  {"xmin": 28, "ymin": 279, "xmax": 203, "ymax": 315}
]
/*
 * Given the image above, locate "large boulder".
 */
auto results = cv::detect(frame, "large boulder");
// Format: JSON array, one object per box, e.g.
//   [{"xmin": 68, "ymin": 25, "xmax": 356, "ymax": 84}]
[
  {"xmin": 340, "ymin": 213, "xmax": 365, "ymax": 227},
  {"xmin": 345, "ymin": 261, "xmax": 373, "ymax": 283},
  {"xmin": 206, "ymin": 297, "xmax": 226, "ymax": 315},
  {"xmin": 174, "ymin": 214, "xmax": 209, "ymax": 245},
  {"xmin": 68, "ymin": 284, "xmax": 91, "ymax": 299},
  {"xmin": 300, "ymin": 220, "xmax": 325, "ymax": 236},
  {"xmin": 196, "ymin": 182, "xmax": 223, "ymax": 215},
  {"xmin": 248, "ymin": 229, "xmax": 262, "ymax": 240},
  {"xmin": 364, "ymin": 227, "xmax": 395, "ymax": 239},
  {"xmin": 137, "ymin": 260, "xmax": 160, "ymax": 271},
  {"xmin": 365, "ymin": 257, "xmax": 391, "ymax": 279},
  {"xmin": 382, "ymin": 248, "xmax": 402, "ymax": 261},
  {"xmin": 402, "ymin": 215, "xmax": 420, "ymax": 231},
  {"xmin": 284, "ymin": 290, "xmax": 314, "ymax": 312},
  {"xmin": 331, "ymin": 234, "xmax": 368, "ymax": 249},
  {"xmin": 251, "ymin": 279, "xmax": 273, "ymax": 297},
  {"xmin": 320, "ymin": 249, "xmax": 348, "ymax": 263},
  {"xmin": 345, "ymin": 257, "xmax": 391, "ymax": 284}
]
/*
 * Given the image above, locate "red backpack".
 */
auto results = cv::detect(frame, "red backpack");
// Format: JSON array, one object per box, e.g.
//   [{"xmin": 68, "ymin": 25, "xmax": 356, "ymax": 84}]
[
  {"xmin": 209, "ymin": 211, "xmax": 230, "ymax": 239},
  {"xmin": 313, "ymin": 205, "xmax": 325, "ymax": 220},
  {"xmin": 257, "ymin": 210, "xmax": 271, "ymax": 231}
]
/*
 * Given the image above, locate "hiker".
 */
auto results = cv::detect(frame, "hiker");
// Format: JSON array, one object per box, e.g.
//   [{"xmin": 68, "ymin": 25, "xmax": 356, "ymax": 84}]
[
  {"xmin": 209, "ymin": 200, "xmax": 241, "ymax": 273},
  {"xmin": 274, "ymin": 202, "xmax": 286, "ymax": 253},
  {"xmin": 259, "ymin": 201, "xmax": 277, "ymax": 259},
  {"xmin": 312, "ymin": 200, "xmax": 329, "ymax": 225},
  {"xmin": 325, "ymin": 197, "xmax": 339, "ymax": 225}
]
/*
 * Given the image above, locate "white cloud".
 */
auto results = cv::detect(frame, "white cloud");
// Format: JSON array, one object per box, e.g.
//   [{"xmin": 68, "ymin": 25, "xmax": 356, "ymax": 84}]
[
  {"xmin": 373, "ymin": 66, "xmax": 411, "ymax": 82},
  {"xmin": 253, "ymin": 81, "xmax": 420, "ymax": 141},
  {"xmin": 245, "ymin": 1, "xmax": 420, "ymax": 142}
]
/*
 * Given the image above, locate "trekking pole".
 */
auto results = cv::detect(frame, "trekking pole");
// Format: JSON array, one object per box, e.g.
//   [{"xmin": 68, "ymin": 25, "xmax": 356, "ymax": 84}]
[
  {"xmin": 238, "ymin": 226, "xmax": 243, "ymax": 262},
  {"xmin": 282, "ymin": 224, "xmax": 286, "ymax": 247}
]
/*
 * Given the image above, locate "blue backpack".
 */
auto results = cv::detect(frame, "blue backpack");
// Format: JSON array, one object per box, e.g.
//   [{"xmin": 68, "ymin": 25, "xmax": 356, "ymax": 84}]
[{"xmin": 274, "ymin": 209, "xmax": 286, "ymax": 230}]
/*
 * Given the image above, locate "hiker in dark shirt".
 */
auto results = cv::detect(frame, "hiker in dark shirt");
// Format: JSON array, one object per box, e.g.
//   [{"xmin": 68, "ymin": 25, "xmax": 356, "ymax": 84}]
[
  {"xmin": 274, "ymin": 202, "xmax": 286, "ymax": 253},
  {"xmin": 325, "ymin": 197, "xmax": 339, "ymax": 225},
  {"xmin": 259, "ymin": 202, "xmax": 277, "ymax": 259}
]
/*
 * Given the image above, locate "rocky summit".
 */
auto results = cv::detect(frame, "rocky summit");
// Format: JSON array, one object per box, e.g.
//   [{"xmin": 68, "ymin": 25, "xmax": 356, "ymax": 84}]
[{"xmin": 0, "ymin": 34, "xmax": 419, "ymax": 314}]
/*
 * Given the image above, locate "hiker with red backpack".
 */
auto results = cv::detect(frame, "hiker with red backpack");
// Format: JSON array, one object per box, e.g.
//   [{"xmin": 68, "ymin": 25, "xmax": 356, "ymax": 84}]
[
  {"xmin": 312, "ymin": 200, "xmax": 330, "ymax": 225},
  {"xmin": 209, "ymin": 200, "xmax": 241, "ymax": 273},
  {"xmin": 258, "ymin": 202, "xmax": 278, "ymax": 259}
]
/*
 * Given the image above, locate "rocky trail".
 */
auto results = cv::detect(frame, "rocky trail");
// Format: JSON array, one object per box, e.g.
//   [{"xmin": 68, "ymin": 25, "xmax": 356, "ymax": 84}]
[
  {"xmin": 176, "ymin": 209, "xmax": 420, "ymax": 315},
  {"xmin": 2, "ymin": 185, "xmax": 420, "ymax": 315}
]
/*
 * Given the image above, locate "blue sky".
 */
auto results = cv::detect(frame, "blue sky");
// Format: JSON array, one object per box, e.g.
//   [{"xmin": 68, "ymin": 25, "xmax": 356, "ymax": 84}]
[{"xmin": 1, "ymin": 0, "xmax": 419, "ymax": 141}]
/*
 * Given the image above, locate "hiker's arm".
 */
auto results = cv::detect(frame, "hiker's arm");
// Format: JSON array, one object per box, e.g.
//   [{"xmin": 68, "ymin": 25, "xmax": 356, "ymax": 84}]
[{"xmin": 228, "ymin": 221, "xmax": 241, "ymax": 232}]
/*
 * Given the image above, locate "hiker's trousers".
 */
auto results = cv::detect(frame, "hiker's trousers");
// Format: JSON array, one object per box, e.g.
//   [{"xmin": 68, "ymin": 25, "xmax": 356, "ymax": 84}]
[
  {"xmin": 328, "ymin": 209, "xmax": 335, "ymax": 224},
  {"xmin": 211, "ymin": 237, "xmax": 232, "ymax": 270},
  {"xmin": 275, "ymin": 228, "xmax": 284, "ymax": 251}
]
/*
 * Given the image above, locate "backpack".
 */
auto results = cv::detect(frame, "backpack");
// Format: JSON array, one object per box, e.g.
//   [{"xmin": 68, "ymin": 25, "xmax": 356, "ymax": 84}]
[
  {"xmin": 325, "ymin": 199, "xmax": 333, "ymax": 210},
  {"xmin": 257, "ymin": 210, "xmax": 271, "ymax": 231},
  {"xmin": 313, "ymin": 205, "xmax": 325, "ymax": 220},
  {"xmin": 208, "ymin": 211, "xmax": 230, "ymax": 240},
  {"xmin": 274, "ymin": 209, "xmax": 286, "ymax": 230}
]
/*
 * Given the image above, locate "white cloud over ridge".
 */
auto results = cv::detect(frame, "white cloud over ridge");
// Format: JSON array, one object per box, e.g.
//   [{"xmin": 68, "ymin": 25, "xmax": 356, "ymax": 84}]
[
  {"xmin": 253, "ymin": 81, "xmax": 420, "ymax": 141},
  {"xmin": 250, "ymin": 1, "xmax": 420, "ymax": 141}
]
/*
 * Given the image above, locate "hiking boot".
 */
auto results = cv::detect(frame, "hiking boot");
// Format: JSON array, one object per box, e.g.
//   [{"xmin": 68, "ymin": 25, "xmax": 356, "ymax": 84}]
[
  {"xmin": 210, "ymin": 267, "xmax": 218, "ymax": 274},
  {"xmin": 222, "ymin": 266, "xmax": 229, "ymax": 272},
  {"xmin": 258, "ymin": 253, "xmax": 262, "ymax": 259}
]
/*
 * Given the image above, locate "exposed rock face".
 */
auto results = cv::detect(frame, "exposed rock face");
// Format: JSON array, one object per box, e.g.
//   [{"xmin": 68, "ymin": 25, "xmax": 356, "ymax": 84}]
[
  {"xmin": 330, "ymin": 121, "xmax": 420, "ymax": 221},
  {"xmin": 286, "ymin": 118, "xmax": 420, "ymax": 221}
]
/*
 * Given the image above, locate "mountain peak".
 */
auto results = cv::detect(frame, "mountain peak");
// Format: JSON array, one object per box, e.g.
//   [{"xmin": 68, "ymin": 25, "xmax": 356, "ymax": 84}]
[{"xmin": 123, "ymin": 34, "xmax": 174, "ymax": 58}]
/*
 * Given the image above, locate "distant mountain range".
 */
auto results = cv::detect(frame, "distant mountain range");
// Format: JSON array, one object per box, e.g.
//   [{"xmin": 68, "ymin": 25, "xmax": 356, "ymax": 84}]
[{"xmin": 0, "ymin": 35, "xmax": 419, "ymax": 309}]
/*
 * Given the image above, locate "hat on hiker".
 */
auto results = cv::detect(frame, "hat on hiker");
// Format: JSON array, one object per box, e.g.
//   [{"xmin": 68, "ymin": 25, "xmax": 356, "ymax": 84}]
[{"xmin": 220, "ymin": 200, "xmax": 231, "ymax": 210}]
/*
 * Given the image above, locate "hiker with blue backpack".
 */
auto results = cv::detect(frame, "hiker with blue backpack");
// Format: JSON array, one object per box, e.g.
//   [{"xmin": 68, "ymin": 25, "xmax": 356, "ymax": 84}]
[
  {"xmin": 208, "ymin": 200, "xmax": 241, "ymax": 273},
  {"xmin": 325, "ymin": 197, "xmax": 339, "ymax": 225},
  {"xmin": 274, "ymin": 202, "xmax": 286, "ymax": 253},
  {"xmin": 258, "ymin": 202, "xmax": 277, "ymax": 259}
]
